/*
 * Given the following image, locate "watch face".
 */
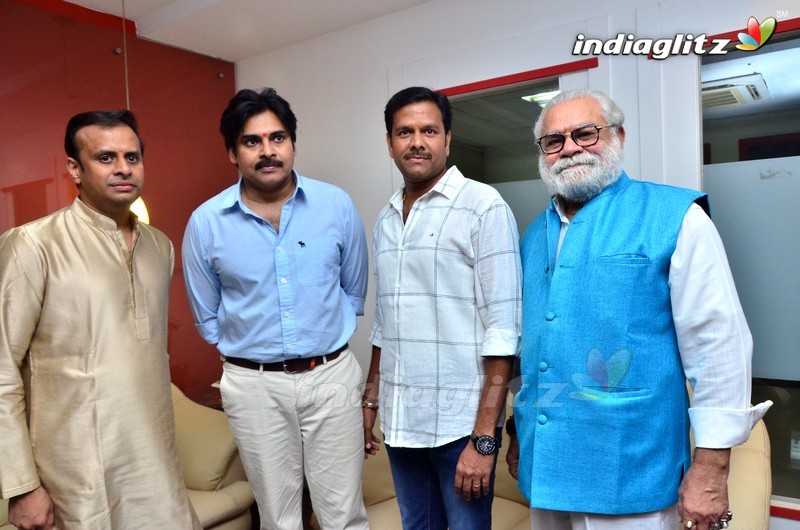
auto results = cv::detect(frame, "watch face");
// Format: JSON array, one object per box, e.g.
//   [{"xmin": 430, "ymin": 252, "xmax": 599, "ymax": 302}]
[{"xmin": 474, "ymin": 435, "xmax": 497, "ymax": 455}]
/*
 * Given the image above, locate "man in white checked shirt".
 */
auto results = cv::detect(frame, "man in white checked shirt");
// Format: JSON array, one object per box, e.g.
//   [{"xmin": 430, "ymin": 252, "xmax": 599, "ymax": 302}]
[{"xmin": 362, "ymin": 86, "xmax": 522, "ymax": 530}]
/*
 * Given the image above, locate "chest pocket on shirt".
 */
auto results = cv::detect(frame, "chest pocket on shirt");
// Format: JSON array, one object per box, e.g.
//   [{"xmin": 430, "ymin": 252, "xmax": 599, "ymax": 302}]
[{"xmin": 295, "ymin": 236, "xmax": 339, "ymax": 286}]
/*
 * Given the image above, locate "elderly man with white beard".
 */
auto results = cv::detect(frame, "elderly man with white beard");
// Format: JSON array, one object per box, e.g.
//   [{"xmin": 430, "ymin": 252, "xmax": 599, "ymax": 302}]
[{"xmin": 505, "ymin": 87, "xmax": 771, "ymax": 530}]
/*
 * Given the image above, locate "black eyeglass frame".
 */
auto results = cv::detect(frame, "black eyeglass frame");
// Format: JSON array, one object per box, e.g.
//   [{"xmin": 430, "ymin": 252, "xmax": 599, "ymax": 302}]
[{"xmin": 536, "ymin": 124, "xmax": 618, "ymax": 154}]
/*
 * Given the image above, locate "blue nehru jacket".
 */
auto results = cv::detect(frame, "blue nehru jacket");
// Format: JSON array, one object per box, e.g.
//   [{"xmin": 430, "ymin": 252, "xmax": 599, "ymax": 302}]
[{"xmin": 515, "ymin": 173, "xmax": 708, "ymax": 514}]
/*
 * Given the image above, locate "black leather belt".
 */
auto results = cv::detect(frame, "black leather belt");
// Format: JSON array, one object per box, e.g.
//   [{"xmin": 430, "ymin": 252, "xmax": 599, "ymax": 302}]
[{"xmin": 224, "ymin": 343, "xmax": 347, "ymax": 374}]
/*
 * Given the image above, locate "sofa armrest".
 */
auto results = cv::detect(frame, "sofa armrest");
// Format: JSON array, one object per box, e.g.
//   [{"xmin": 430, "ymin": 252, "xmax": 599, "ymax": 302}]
[
  {"xmin": 171, "ymin": 384, "xmax": 244, "ymax": 491},
  {"xmin": 187, "ymin": 480, "xmax": 254, "ymax": 528}
]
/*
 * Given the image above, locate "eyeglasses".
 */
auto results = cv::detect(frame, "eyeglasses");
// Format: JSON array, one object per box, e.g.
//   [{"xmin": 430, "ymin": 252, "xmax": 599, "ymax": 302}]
[{"xmin": 536, "ymin": 124, "xmax": 617, "ymax": 154}]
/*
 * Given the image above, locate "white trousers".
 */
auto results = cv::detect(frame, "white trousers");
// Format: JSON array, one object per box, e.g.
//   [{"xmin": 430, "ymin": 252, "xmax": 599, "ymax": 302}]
[
  {"xmin": 221, "ymin": 349, "xmax": 369, "ymax": 530},
  {"xmin": 530, "ymin": 504, "xmax": 679, "ymax": 529}
]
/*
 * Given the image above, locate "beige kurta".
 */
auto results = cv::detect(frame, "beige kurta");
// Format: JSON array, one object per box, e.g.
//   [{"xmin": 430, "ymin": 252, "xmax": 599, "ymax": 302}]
[{"xmin": 0, "ymin": 199, "xmax": 201, "ymax": 529}]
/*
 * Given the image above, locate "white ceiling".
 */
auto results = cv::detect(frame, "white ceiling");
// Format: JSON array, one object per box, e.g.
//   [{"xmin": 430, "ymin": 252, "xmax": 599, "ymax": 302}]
[
  {"xmin": 66, "ymin": 0, "xmax": 431, "ymax": 62},
  {"xmin": 65, "ymin": 0, "xmax": 800, "ymax": 129}
]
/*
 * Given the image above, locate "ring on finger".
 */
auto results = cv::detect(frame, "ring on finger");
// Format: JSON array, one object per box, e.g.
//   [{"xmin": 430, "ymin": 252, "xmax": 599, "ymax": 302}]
[{"xmin": 714, "ymin": 508, "xmax": 734, "ymax": 529}]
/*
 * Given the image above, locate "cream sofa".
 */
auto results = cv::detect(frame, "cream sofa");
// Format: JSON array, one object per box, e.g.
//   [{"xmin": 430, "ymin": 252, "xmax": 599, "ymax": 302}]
[
  {"xmin": 0, "ymin": 384, "xmax": 254, "ymax": 530},
  {"xmin": 346, "ymin": 409, "xmax": 771, "ymax": 530},
  {"xmin": 171, "ymin": 383, "xmax": 255, "ymax": 529}
]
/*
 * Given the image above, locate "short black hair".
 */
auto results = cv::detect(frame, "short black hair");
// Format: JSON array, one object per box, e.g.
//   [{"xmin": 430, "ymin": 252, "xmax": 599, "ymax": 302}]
[
  {"xmin": 65, "ymin": 110, "xmax": 142, "ymax": 165},
  {"xmin": 220, "ymin": 88, "xmax": 297, "ymax": 151},
  {"xmin": 384, "ymin": 86, "xmax": 452, "ymax": 135}
]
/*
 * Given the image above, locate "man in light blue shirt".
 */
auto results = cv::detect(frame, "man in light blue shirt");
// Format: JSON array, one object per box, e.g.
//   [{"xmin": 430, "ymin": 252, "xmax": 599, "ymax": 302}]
[{"xmin": 182, "ymin": 88, "xmax": 369, "ymax": 530}]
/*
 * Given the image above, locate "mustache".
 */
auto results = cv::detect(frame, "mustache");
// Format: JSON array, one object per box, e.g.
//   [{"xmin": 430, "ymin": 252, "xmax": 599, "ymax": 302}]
[
  {"xmin": 404, "ymin": 150, "xmax": 432, "ymax": 160},
  {"xmin": 551, "ymin": 152, "xmax": 599, "ymax": 174},
  {"xmin": 255, "ymin": 158, "xmax": 283, "ymax": 170}
]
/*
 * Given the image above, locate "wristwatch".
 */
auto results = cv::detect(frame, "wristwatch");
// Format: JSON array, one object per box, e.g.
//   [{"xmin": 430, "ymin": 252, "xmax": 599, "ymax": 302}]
[{"xmin": 470, "ymin": 432, "xmax": 498, "ymax": 455}]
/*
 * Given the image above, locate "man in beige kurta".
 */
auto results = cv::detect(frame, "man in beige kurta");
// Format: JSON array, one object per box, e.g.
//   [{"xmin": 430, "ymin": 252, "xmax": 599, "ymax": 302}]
[{"xmin": 0, "ymin": 110, "xmax": 200, "ymax": 529}]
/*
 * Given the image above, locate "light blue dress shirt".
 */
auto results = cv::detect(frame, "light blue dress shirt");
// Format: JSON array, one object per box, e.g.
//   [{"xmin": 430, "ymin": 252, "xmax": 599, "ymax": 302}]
[{"xmin": 182, "ymin": 172, "xmax": 368, "ymax": 362}]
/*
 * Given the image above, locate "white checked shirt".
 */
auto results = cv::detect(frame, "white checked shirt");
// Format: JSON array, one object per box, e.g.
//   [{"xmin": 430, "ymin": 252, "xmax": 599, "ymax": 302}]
[{"xmin": 370, "ymin": 166, "xmax": 522, "ymax": 448}]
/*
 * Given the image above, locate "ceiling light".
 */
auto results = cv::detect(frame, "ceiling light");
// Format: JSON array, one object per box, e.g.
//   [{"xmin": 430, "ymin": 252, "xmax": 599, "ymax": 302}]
[{"xmin": 521, "ymin": 90, "xmax": 560, "ymax": 108}]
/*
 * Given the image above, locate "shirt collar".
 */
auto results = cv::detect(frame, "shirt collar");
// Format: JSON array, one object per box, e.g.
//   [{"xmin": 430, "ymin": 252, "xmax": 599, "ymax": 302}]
[
  {"xmin": 432, "ymin": 166, "xmax": 464, "ymax": 199},
  {"xmin": 219, "ymin": 169, "xmax": 305, "ymax": 212},
  {"xmin": 549, "ymin": 170, "xmax": 630, "ymax": 221},
  {"xmin": 71, "ymin": 197, "xmax": 139, "ymax": 233},
  {"xmin": 389, "ymin": 166, "xmax": 464, "ymax": 211}
]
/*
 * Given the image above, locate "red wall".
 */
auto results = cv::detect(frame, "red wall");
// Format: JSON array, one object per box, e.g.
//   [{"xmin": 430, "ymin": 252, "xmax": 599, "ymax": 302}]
[{"xmin": 1, "ymin": 0, "xmax": 237, "ymax": 402}]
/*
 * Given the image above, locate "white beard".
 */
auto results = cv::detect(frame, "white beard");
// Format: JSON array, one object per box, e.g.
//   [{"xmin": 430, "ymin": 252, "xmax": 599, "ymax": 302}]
[{"xmin": 539, "ymin": 138, "xmax": 624, "ymax": 204}]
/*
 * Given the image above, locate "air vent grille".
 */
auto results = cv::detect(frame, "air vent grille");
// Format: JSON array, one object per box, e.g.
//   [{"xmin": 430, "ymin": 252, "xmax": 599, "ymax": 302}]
[
  {"xmin": 703, "ymin": 88, "xmax": 746, "ymax": 108},
  {"xmin": 701, "ymin": 73, "xmax": 770, "ymax": 110}
]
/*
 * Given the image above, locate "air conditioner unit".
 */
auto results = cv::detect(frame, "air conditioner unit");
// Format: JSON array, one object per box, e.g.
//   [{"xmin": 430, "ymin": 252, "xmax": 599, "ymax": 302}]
[{"xmin": 701, "ymin": 73, "xmax": 770, "ymax": 110}]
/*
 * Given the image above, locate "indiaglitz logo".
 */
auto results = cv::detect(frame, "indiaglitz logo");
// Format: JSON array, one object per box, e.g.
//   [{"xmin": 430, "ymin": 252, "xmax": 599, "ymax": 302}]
[
  {"xmin": 569, "ymin": 348, "xmax": 632, "ymax": 401},
  {"xmin": 736, "ymin": 16, "xmax": 777, "ymax": 51},
  {"xmin": 572, "ymin": 16, "xmax": 778, "ymax": 60}
]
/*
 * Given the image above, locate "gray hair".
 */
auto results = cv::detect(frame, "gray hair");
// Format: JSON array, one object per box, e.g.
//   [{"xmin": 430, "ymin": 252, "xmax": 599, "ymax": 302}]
[{"xmin": 533, "ymin": 87, "xmax": 625, "ymax": 139}]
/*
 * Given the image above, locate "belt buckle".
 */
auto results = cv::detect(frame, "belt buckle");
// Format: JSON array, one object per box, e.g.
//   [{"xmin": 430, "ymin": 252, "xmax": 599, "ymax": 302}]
[
  {"xmin": 283, "ymin": 356, "xmax": 318, "ymax": 374},
  {"xmin": 283, "ymin": 359, "xmax": 300, "ymax": 374}
]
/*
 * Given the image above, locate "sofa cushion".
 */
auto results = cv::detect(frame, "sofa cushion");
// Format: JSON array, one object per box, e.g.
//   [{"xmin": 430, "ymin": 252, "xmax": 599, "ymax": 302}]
[
  {"xmin": 365, "ymin": 499, "xmax": 403, "ymax": 530},
  {"xmin": 495, "ymin": 432, "xmax": 530, "ymax": 508},
  {"xmin": 187, "ymin": 481, "xmax": 253, "ymax": 528},
  {"xmin": 0, "ymin": 498, "xmax": 10, "ymax": 530},
  {"xmin": 362, "ymin": 445, "xmax": 397, "ymax": 507},
  {"xmin": 492, "ymin": 497, "xmax": 531, "ymax": 530},
  {"xmin": 727, "ymin": 419, "xmax": 771, "ymax": 530},
  {"xmin": 171, "ymin": 384, "xmax": 241, "ymax": 492}
]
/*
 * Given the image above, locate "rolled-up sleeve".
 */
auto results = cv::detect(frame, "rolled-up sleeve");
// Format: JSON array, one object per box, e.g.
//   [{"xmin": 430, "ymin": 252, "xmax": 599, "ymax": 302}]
[
  {"xmin": 474, "ymin": 200, "xmax": 522, "ymax": 358},
  {"xmin": 670, "ymin": 203, "xmax": 771, "ymax": 448}
]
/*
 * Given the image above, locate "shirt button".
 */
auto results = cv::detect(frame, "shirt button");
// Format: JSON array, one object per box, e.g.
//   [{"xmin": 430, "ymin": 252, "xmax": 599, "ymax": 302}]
[
  {"xmin": 538, "ymin": 361, "xmax": 548, "ymax": 372},
  {"xmin": 281, "ymin": 277, "xmax": 287, "ymax": 284},
  {"xmin": 283, "ymin": 311, "xmax": 290, "ymax": 318},
  {"xmin": 538, "ymin": 414, "xmax": 548, "ymax": 425},
  {"xmin": 287, "ymin": 344, "xmax": 294, "ymax": 350},
  {"xmin": 545, "ymin": 311, "xmax": 555, "ymax": 321}
]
